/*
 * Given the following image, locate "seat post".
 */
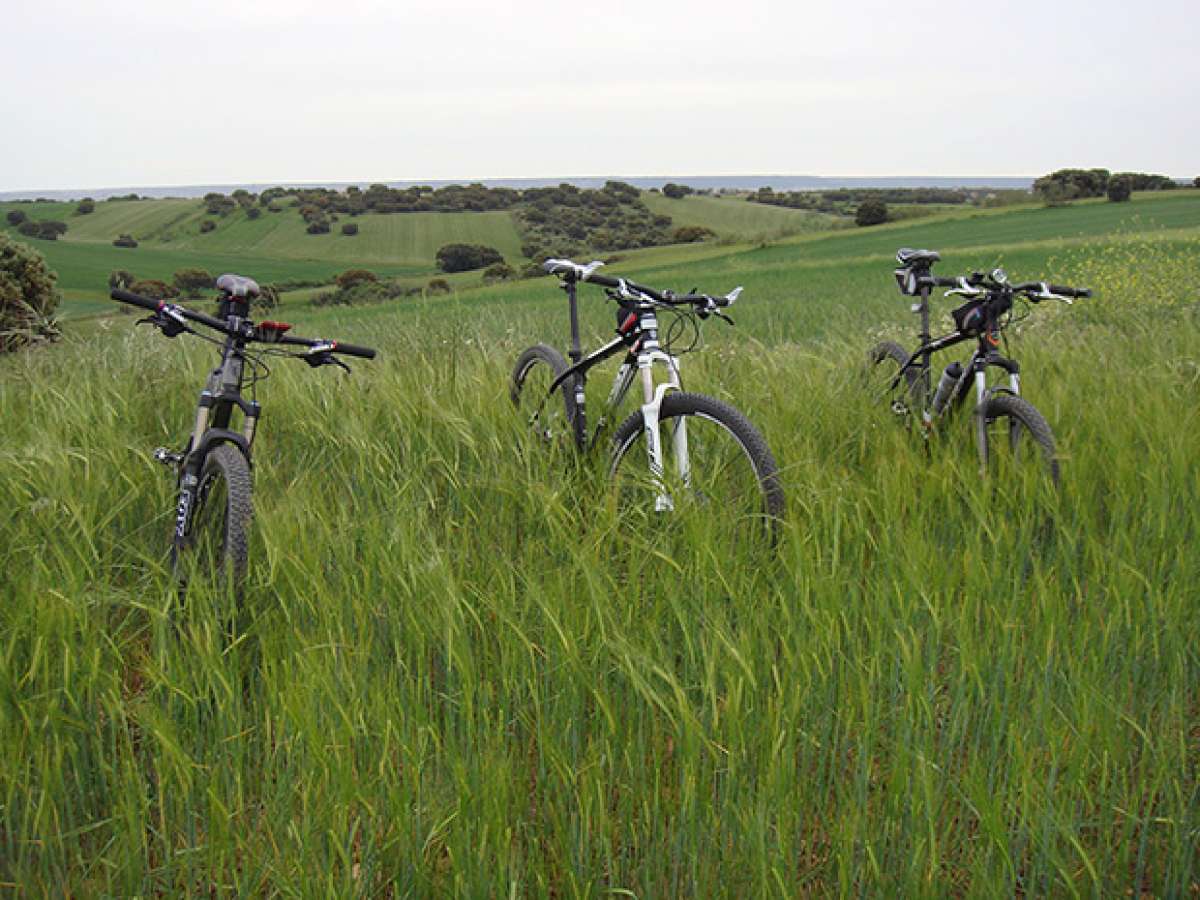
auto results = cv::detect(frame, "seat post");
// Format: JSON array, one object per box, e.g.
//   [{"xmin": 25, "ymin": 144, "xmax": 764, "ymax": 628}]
[
  {"xmin": 218, "ymin": 294, "xmax": 250, "ymax": 321},
  {"xmin": 563, "ymin": 277, "xmax": 582, "ymax": 365}
]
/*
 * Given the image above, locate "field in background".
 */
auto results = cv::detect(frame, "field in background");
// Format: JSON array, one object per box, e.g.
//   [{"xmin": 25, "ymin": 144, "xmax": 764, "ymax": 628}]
[
  {"xmin": 0, "ymin": 199, "xmax": 526, "ymax": 309},
  {"xmin": 641, "ymin": 191, "xmax": 841, "ymax": 240},
  {"xmin": 2, "ymin": 191, "xmax": 1198, "ymax": 895}
]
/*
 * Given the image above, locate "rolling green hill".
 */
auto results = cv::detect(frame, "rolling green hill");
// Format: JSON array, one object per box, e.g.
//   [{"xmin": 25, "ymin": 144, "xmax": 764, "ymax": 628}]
[
  {"xmin": 2, "ymin": 190, "xmax": 1198, "ymax": 894},
  {"xmin": 0, "ymin": 198, "xmax": 527, "ymax": 311},
  {"xmin": 641, "ymin": 191, "xmax": 839, "ymax": 239}
]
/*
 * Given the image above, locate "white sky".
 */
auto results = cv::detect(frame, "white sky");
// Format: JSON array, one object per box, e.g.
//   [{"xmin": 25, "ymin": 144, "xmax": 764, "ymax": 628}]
[{"xmin": 3, "ymin": 0, "xmax": 1197, "ymax": 190}]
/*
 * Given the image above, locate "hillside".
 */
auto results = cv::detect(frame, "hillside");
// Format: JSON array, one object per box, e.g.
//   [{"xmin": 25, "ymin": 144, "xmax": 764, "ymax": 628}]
[
  {"xmin": 2, "ymin": 190, "xmax": 1197, "ymax": 894},
  {"xmin": 0, "ymin": 197, "xmax": 528, "ymax": 311},
  {"xmin": 641, "ymin": 191, "xmax": 839, "ymax": 240}
]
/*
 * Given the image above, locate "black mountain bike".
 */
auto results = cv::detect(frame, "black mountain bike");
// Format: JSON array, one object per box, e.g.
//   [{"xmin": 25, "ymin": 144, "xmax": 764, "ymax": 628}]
[
  {"xmin": 511, "ymin": 259, "xmax": 785, "ymax": 543},
  {"xmin": 869, "ymin": 248, "xmax": 1090, "ymax": 485},
  {"xmin": 112, "ymin": 274, "xmax": 376, "ymax": 588}
]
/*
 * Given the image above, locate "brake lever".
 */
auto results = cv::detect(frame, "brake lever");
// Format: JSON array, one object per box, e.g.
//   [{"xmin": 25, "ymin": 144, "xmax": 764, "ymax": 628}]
[
  {"xmin": 303, "ymin": 349, "xmax": 352, "ymax": 373},
  {"xmin": 136, "ymin": 310, "xmax": 187, "ymax": 338},
  {"xmin": 698, "ymin": 301, "xmax": 734, "ymax": 325}
]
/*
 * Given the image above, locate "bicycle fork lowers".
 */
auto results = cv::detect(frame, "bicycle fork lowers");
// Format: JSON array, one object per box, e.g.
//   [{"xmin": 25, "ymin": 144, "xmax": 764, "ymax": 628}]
[{"xmin": 558, "ymin": 269, "xmax": 688, "ymax": 511}]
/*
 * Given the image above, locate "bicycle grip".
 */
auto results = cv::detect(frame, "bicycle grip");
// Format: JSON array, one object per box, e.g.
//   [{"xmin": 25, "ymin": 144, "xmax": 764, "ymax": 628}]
[
  {"xmin": 111, "ymin": 288, "xmax": 161, "ymax": 311},
  {"xmin": 1049, "ymin": 284, "xmax": 1091, "ymax": 298},
  {"xmin": 585, "ymin": 271, "xmax": 620, "ymax": 289},
  {"xmin": 332, "ymin": 341, "xmax": 377, "ymax": 359}
]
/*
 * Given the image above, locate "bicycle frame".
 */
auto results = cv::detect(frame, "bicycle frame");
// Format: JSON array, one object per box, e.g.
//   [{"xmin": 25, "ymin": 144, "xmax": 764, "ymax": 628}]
[
  {"xmin": 545, "ymin": 277, "xmax": 688, "ymax": 510},
  {"xmin": 891, "ymin": 284, "xmax": 1022, "ymax": 426}
]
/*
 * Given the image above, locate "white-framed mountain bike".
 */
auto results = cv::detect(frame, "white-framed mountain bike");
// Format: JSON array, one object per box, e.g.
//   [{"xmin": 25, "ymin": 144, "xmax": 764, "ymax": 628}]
[{"xmin": 511, "ymin": 259, "xmax": 785, "ymax": 545}]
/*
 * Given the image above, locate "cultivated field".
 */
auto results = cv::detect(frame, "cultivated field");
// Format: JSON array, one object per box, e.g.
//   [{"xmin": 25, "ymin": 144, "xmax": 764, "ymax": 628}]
[
  {"xmin": 640, "ymin": 191, "xmax": 840, "ymax": 241},
  {"xmin": 1, "ymin": 192, "xmax": 1197, "ymax": 895},
  {"xmin": 0, "ymin": 199, "xmax": 526, "ymax": 311}
]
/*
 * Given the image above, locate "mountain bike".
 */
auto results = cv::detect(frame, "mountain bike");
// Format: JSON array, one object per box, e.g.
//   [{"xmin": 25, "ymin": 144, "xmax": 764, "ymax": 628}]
[
  {"xmin": 112, "ymin": 273, "xmax": 376, "ymax": 589},
  {"xmin": 868, "ymin": 248, "xmax": 1091, "ymax": 485},
  {"xmin": 511, "ymin": 259, "xmax": 785, "ymax": 544}
]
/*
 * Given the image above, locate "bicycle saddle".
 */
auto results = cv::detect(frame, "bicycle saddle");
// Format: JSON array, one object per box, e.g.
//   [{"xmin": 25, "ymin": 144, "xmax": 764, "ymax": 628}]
[
  {"xmin": 895, "ymin": 248, "xmax": 941, "ymax": 268},
  {"xmin": 216, "ymin": 273, "xmax": 260, "ymax": 298}
]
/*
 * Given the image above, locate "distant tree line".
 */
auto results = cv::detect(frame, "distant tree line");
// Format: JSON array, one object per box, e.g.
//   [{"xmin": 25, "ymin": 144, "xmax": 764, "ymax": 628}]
[
  {"xmin": 747, "ymin": 186, "xmax": 978, "ymax": 215},
  {"xmin": 1033, "ymin": 168, "xmax": 1179, "ymax": 204},
  {"xmin": 217, "ymin": 180, "xmax": 679, "ymax": 256}
]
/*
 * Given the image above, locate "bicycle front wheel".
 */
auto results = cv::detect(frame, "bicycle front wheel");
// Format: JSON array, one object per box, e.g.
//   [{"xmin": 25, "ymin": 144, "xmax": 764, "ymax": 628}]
[
  {"xmin": 609, "ymin": 392, "xmax": 785, "ymax": 547},
  {"xmin": 976, "ymin": 393, "xmax": 1060, "ymax": 487},
  {"xmin": 172, "ymin": 443, "xmax": 253, "ymax": 588}
]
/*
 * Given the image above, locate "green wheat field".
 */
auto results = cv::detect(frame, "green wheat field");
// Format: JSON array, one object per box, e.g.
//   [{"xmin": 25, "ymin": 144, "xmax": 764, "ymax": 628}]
[{"xmin": 2, "ymin": 191, "xmax": 1197, "ymax": 895}]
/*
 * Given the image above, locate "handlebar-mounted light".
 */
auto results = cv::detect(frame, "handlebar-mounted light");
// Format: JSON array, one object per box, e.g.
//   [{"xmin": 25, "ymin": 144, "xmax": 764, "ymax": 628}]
[{"xmin": 255, "ymin": 321, "xmax": 293, "ymax": 343}]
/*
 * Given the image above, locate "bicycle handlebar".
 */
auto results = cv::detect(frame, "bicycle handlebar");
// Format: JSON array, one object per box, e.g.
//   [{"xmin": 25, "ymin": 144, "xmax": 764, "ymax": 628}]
[
  {"xmin": 542, "ymin": 258, "xmax": 740, "ymax": 309},
  {"xmin": 274, "ymin": 334, "xmax": 377, "ymax": 358},
  {"xmin": 917, "ymin": 276, "xmax": 1091, "ymax": 300},
  {"xmin": 110, "ymin": 288, "xmax": 377, "ymax": 358},
  {"xmin": 1012, "ymin": 282, "xmax": 1092, "ymax": 299}
]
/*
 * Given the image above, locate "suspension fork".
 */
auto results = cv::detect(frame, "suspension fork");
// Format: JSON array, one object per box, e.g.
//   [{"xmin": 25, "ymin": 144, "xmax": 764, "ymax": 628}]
[
  {"xmin": 973, "ymin": 349, "xmax": 1022, "ymax": 410},
  {"xmin": 638, "ymin": 348, "xmax": 684, "ymax": 512}
]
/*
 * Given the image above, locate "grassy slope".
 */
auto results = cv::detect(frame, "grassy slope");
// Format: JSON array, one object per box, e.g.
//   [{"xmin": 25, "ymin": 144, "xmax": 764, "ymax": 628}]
[
  {"xmin": 0, "ymin": 199, "xmax": 526, "ymax": 311},
  {"xmin": 1, "ymin": 192, "xmax": 1198, "ymax": 894},
  {"xmin": 766, "ymin": 189, "xmax": 1200, "ymax": 261},
  {"xmin": 641, "ymin": 191, "xmax": 839, "ymax": 239}
]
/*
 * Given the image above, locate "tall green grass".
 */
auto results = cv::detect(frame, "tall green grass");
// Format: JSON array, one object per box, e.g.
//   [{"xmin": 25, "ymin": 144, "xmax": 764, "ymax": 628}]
[{"xmin": 1, "ymin": 226, "xmax": 1197, "ymax": 894}]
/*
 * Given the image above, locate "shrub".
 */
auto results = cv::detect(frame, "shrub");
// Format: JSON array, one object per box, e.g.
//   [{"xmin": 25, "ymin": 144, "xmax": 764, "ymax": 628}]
[
  {"xmin": 482, "ymin": 262, "xmax": 515, "ymax": 283},
  {"xmin": 173, "ymin": 267, "xmax": 214, "ymax": 298},
  {"xmin": 108, "ymin": 270, "xmax": 135, "ymax": 290},
  {"xmin": 427, "ymin": 278, "xmax": 452, "ymax": 295},
  {"xmin": 306, "ymin": 220, "xmax": 330, "ymax": 235},
  {"xmin": 310, "ymin": 280, "xmax": 406, "ymax": 307},
  {"xmin": 17, "ymin": 221, "xmax": 40, "ymax": 238},
  {"xmin": 76, "ymin": 198, "xmax": 95, "ymax": 215},
  {"xmin": 0, "ymin": 233, "xmax": 60, "ymax": 352},
  {"xmin": 855, "ymin": 199, "xmax": 888, "ymax": 226},
  {"xmin": 113, "ymin": 234, "xmax": 138, "ymax": 248},
  {"xmin": 39, "ymin": 221, "xmax": 67, "ymax": 240},
  {"xmin": 672, "ymin": 225, "xmax": 716, "ymax": 243},
  {"xmin": 603, "ymin": 180, "xmax": 641, "ymax": 201},
  {"xmin": 662, "ymin": 183, "xmax": 692, "ymax": 199},
  {"xmin": 435, "ymin": 243, "xmax": 503, "ymax": 273},
  {"xmin": 341, "ymin": 222, "xmax": 358, "ymax": 236},
  {"xmin": 128, "ymin": 279, "xmax": 178, "ymax": 300},
  {"xmin": 199, "ymin": 220, "xmax": 216, "ymax": 233},
  {"xmin": 204, "ymin": 193, "xmax": 236, "ymax": 216},
  {"xmin": 256, "ymin": 284, "xmax": 280, "ymax": 310},
  {"xmin": 1194, "ymin": 176, "xmax": 1200, "ymax": 189},
  {"xmin": 335, "ymin": 269, "xmax": 378, "ymax": 290},
  {"xmin": 246, "ymin": 206, "xmax": 262, "ymax": 220},
  {"xmin": 5, "ymin": 210, "xmax": 26, "ymax": 226},
  {"xmin": 1107, "ymin": 176, "xmax": 1132, "ymax": 203},
  {"xmin": 1034, "ymin": 168, "xmax": 1110, "ymax": 202}
]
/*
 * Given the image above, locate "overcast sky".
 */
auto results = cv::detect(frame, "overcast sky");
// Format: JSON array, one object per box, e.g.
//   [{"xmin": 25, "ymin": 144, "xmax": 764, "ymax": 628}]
[{"xmin": 3, "ymin": 0, "xmax": 1197, "ymax": 191}]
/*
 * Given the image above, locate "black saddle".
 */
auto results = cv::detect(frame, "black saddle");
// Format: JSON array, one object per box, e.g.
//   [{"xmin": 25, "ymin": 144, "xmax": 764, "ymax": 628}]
[
  {"xmin": 895, "ymin": 248, "xmax": 941, "ymax": 268},
  {"xmin": 216, "ymin": 273, "xmax": 260, "ymax": 298}
]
